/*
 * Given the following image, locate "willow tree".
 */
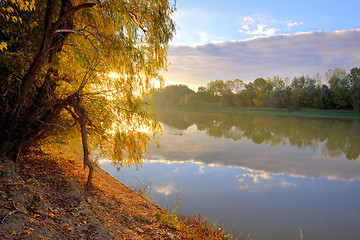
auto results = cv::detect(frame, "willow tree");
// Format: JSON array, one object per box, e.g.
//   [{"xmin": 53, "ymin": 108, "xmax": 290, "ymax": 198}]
[{"xmin": 0, "ymin": 0, "xmax": 176, "ymax": 187}]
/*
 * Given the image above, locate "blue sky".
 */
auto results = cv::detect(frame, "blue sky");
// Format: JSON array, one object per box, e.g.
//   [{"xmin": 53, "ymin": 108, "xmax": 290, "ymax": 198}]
[
  {"xmin": 164, "ymin": 0, "xmax": 360, "ymax": 90},
  {"xmin": 172, "ymin": 0, "xmax": 360, "ymax": 45}
]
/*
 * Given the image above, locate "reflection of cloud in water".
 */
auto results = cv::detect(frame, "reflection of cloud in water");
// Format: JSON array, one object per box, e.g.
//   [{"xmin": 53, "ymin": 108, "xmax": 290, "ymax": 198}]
[
  {"xmin": 235, "ymin": 169, "xmax": 297, "ymax": 191},
  {"xmin": 144, "ymin": 158, "xmax": 206, "ymax": 166},
  {"xmin": 152, "ymin": 111, "xmax": 360, "ymax": 181},
  {"xmin": 243, "ymin": 172, "xmax": 272, "ymax": 183},
  {"xmin": 144, "ymin": 156, "xmax": 360, "ymax": 182},
  {"xmin": 281, "ymin": 180, "xmax": 296, "ymax": 187},
  {"xmin": 198, "ymin": 165, "xmax": 205, "ymax": 174},
  {"xmin": 154, "ymin": 183, "xmax": 177, "ymax": 196},
  {"xmin": 147, "ymin": 129, "xmax": 360, "ymax": 181},
  {"xmin": 97, "ymin": 157, "xmax": 112, "ymax": 164}
]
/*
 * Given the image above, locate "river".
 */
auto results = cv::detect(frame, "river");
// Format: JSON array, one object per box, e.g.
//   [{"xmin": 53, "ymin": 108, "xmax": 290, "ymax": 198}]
[{"xmin": 100, "ymin": 110, "xmax": 360, "ymax": 240}]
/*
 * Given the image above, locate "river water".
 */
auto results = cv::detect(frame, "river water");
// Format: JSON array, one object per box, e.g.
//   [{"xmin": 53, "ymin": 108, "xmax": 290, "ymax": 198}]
[{"xmin": 100, "ymin": 110, "xmax": 360, "ymax": 240}]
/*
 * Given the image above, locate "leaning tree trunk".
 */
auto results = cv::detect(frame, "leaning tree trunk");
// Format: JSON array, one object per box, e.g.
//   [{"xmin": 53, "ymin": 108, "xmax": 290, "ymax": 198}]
[
  {"xmin": 79, "ymin": 113, "xmax": 94, "ymax": 188},
  {"xmin": 71, "ymin": 97, "xmax": 94, "ymax": 187}
]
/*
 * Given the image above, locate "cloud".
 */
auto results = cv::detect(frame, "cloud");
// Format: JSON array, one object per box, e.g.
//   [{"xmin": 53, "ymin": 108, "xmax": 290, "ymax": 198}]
[
  {"xmin": 153, "ymin": 183, "xmax": 177, "ymax": 196},
  {"xmin": 281, "ymin": 180, "xmax": 296, "ymax": 187},
  {"xmin": 199, "ymin": 165, "xmax": 205, "ymax": 174},
  {"xmin": 237, "ymin": 171, "xmax": 272, "ymax": 184},
  {"xmin": 165, "ymin": 29, "xmax": 360, "ymax": 89},
  {"xmin": 243, "ymin": 16, "xmax": 255, "ymax": 23},
  {"xmin": 287, "ymin": 21, "xmax": 304, "ymax": 29},
  {"xmin": 245, "ymin": 24, "xmax": 279, "ymax": 36},
  {"xmin": 239, "ymin": 14, "xmax": 280, "ymax": 37},
  {"xmin": 235, "ymin": 171, "xmax": 296, "ymax": 191},
  {"xmin": 241, "ymin": 25, "xmax": 250, "ymax": 30}
]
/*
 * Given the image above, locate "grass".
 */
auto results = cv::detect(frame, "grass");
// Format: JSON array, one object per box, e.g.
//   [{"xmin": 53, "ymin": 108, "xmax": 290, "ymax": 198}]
[
  {"xmin": 154, "ymin": 191, "xmax": 237, "ymax": 239},
  {"xmin": 131, "ymin": 177, "xmax": 152, "ymax": 199},
  {"xmin": 156, "ymin": 209, "xmax": 235, "ymax": 240}
]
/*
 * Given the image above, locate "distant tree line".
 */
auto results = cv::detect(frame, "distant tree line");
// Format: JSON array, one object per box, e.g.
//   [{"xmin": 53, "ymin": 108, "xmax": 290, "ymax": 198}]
[{"xmin": 149, "ymin": 67, "xmax": 360, "ymax": 111}]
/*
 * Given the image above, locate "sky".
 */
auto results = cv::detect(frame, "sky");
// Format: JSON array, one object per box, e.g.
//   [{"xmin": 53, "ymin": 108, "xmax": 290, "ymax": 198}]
[{"xmin": 164, "ymin": 0, "xmax": 360, "ymax": 90}]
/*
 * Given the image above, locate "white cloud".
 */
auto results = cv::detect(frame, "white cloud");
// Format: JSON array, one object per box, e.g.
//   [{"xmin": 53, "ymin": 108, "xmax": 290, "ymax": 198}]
[
  {"xmin": 235, "ymin": 170, "xmax": 296, "ymax": 191},
  {"xmin": 287, "ymin": 21, "xmax": 304, "ymax": 29},
  {"xmin": 239, "ymin": 14, "xmax": 280, "ymax": 37},
  {"xmin": 199, "ymin": 165, "xmax": 205, "ymax": 174},
  {"xmin": 238, "ymin": 172, "xmax": 272, "ymax": 184},
  {"xmin": 154, "ymin": 183, "xmax": 177, "ymax": 196},
  {"xmin": 199, "ymin": 32, "xmax": 210, "ymax": 43},
  {"xmin": 243, "ymin": 16, "xmax": 255, "ymax": 23},
  {"xmin": 165, "ymin": 29, "xmax": 360, "ymax": 89},
  {"xmin": 97, "ymin": 157, "xmax": 112, "ymax": 164},
  {"xmin": 246, "ymin": 24, "xmax": 279, "ymax": 36},
  {"xmin": 281, "ymin": 180, "xmax": 296, "ymax": 187}
]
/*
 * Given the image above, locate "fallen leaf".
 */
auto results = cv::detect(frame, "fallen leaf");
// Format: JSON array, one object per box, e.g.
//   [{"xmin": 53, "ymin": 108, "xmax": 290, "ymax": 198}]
[
  {"xmin": 1, "ymin": 233, "xmax": 10, "ymax": 239},
  {"xmin": 22, "ymin": 230, "xmax": 31, "ymax": 235}
]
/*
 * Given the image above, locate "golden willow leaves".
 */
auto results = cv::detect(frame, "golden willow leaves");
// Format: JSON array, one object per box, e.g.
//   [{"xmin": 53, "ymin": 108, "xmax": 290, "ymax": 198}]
[
  {"xmin": 52, "ymin": 0, "xmax": 174, "ymax": 171},
  {"xmin": 52, "ymin": 0, "xmax": 175, "ymax": 170},
  {"xmin": 0, "ymin": 0, "xmax": 35, "ymax": 51},
  {"xmin": 0, "ymin": 0, "xmax": 175, "ymax": 187}
]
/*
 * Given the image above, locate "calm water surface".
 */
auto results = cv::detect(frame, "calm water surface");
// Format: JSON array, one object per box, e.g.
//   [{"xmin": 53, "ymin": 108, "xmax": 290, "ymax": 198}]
[{"xmin": 100, "ymin": 110, "xmax": 360, "ymax": 240}]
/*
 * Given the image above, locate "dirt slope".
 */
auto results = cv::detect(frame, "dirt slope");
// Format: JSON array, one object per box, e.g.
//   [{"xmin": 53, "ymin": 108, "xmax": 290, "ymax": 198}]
[{"xmin": 0, "ymin": 148, "xmax": 184, "ymax": 239}]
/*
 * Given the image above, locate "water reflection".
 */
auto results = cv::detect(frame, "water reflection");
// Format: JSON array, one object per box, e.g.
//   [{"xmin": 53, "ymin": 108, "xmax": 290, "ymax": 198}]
[
  {"xmin": 100, "ymin": 110, "xmax": 360, "ymax": 240},
  {"xmin": 156, "ymin": 110, "xmax": 360, "ymax": 160},
  {"xmin": 149, "ymin": 110, "xmax": 360, "ymax": 181}
]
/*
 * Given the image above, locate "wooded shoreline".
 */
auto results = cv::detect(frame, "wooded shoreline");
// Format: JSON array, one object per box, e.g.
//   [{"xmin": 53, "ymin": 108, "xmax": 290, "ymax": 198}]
[{"xmin": 157, "ymin": 106, "xmax": 360, "ymax": 119}]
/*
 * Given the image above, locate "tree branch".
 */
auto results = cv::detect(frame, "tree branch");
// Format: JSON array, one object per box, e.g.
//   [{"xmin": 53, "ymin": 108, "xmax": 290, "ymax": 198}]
[{"xmin": 52, "ymin": 3, "xmax": 96, "ymax": 32}]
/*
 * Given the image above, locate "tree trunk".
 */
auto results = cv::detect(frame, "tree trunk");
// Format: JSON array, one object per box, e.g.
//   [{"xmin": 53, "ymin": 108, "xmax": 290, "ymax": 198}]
[
  {"xmin": 18, "ymin": 1, "xmax": 96, "ymax": 111},
  {"xmin": 72, "ymin": 97, "xmax": 93, "ymax": 188},
  {"xmin": 79, "ymin": 114, "xmax": 94, "ymax": 188},
  {"xmin": 18, "ymin": 0, "xmax": 56, "ymax": 110}
]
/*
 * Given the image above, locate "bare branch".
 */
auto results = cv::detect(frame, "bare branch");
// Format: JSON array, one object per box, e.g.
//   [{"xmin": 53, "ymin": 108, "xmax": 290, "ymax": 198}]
[
  {"xmin": 36, "ymin": 120, "xmax": 68, "ymax": 130},
  {"xmin": 1, "ymin": 210, "xmax": 17, "ymax": 224},
  {"xmin": 55, "ymin": 29, "xmax": 85, "ymax": 35}
]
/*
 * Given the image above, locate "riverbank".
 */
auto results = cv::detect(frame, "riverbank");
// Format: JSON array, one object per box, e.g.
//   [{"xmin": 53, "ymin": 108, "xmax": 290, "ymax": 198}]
[
  {"xmin": 160, "ymin": 106, "xmax": 360, "ymax": 119},
  {"xmin": 0, "ymin": 146, "xmax": 231, "ymax": 239}
]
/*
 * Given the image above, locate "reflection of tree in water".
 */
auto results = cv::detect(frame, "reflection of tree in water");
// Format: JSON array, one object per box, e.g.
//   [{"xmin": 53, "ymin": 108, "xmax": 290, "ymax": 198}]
[
  {"xmin": 155, "ymin": 111, "xmax": 193, "ymax": 130},
  {"xmin": 156, "ymin": 110, "xmax": 360, "ymax": 160}
]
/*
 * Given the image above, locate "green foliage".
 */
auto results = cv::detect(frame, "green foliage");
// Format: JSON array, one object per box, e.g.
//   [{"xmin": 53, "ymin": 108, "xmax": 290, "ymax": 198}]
[
  {"xmin": 150, "ymin": 84, "xmax": 195, "ymax": 107},
  {"xmin": 155, "ymin": 194, "xmax": 233, "ymax": 240},
  {"xmin": 207, "ymin": 79, "xmax": 232, "ymax": 96},
  {"xmin": 348, "ymin": 67, "xmax": 360, "ymax": 111},
  {"xmin": 252, "ymin": 78, "xmax": 273, "ymax": 107},
  {"xmin": 150, "ymin": 67, "xmax": 360, "ymax": 112},
  {"xmin": 316, "ymin": 85, "xmax": 333, "ymax": 109},
  {"xmin": 328, "ymin": 75, "xmax": 350, "ymax": 108},
  {"xmin": 177, "ymin": 213, "xmax": 233, "ymax": 240},
  {"xmin": 271, "ymin": 87, "xmax": 291, "ymax": 108}
]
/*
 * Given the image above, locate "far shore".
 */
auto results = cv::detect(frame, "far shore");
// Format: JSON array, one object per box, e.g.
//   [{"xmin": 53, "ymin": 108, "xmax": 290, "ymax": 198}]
[{"xmin": 157, "ymin": 106, "xmax": 360, "ymax": 119}]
